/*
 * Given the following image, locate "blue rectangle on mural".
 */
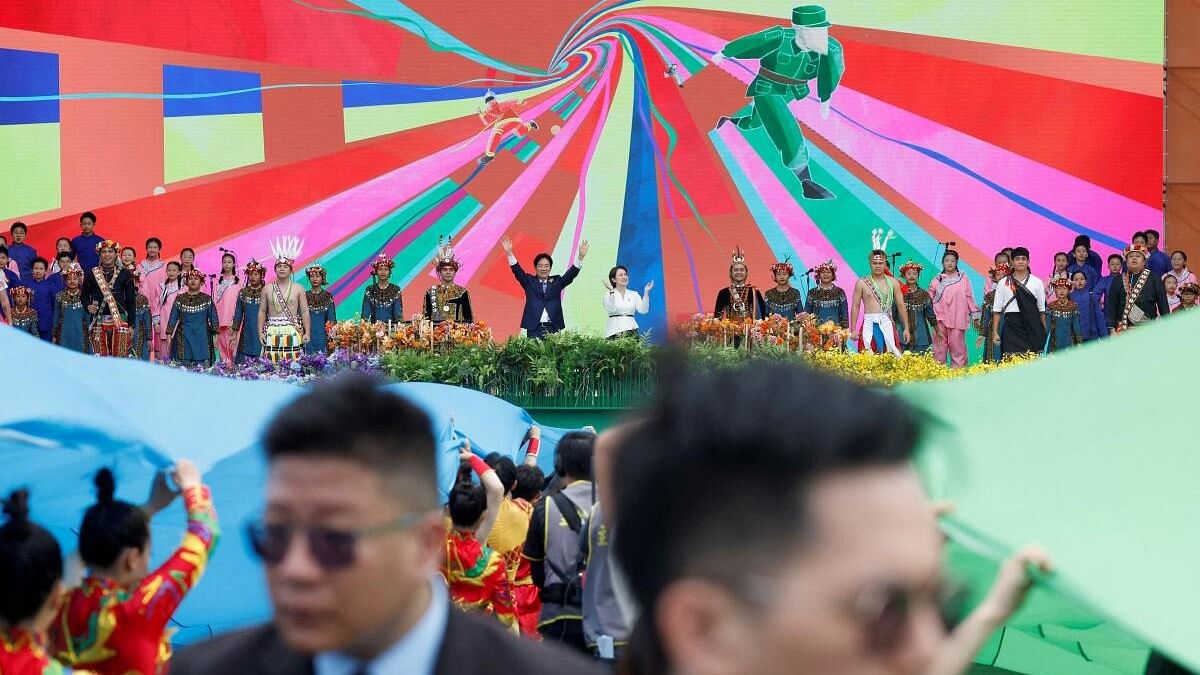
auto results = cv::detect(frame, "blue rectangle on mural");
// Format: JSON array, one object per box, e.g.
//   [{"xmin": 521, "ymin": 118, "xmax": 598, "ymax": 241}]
[
  {"xmin": 342, "ymin": 81, "xmax": 536, "ymax": 108},
  {"xmin": 0, "ymin": 47, "xmax": 59, "ymax": 125},
  {"xmin": 163, "ymin": 65, "xmax": 262, "ymax": 117}
]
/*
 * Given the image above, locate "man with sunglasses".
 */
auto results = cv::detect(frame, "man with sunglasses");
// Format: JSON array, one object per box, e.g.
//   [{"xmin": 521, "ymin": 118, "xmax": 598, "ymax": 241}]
[
  {"xmin": 173, "ymin": 374, "xmax": 601, "ymax": 675},
  {"xmin": 609, "ymin": 360, "xmax": 956, "ymax": 675}
]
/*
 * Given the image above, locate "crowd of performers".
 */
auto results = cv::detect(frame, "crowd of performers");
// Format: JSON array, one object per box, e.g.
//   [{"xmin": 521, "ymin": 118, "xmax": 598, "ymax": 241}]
[
  {"xmin": 1, "ymin": 214, "xmax": 1194, "ymax": 365},
  {"xmin": 708, "ymin": 227, "xmax": 1193, "ymax": 363}
]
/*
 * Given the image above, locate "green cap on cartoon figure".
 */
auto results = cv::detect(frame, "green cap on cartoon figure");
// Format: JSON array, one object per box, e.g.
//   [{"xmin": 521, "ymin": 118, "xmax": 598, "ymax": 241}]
[{"xmin": 792, "ymin": 5, "xmax": 831, "ymax": 27}]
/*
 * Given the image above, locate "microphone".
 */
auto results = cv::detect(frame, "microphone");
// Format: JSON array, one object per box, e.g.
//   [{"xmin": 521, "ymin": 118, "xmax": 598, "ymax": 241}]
[
  {"xmin": 218, "ymin": 247, "xmax": 235, "ymax": 254},
  {"xmin": 940, "ymin": 241, "xmax": 957, "ymax": 246}
]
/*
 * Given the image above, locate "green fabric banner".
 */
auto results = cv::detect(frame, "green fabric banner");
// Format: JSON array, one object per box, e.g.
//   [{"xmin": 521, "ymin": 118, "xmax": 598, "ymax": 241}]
[{"xmin": 899, "ymin": 312, "xmax": 1200, "ymax": 673}]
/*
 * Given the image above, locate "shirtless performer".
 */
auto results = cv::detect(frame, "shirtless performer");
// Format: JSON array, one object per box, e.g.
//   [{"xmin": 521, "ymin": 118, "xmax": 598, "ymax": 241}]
[
  {"xmin": 850, "ymin": 248, "xmax": 910, "ymax": 356},
  {"xmin": 258, "ymin": 236, "xmax": 311, "ymax": 363}
]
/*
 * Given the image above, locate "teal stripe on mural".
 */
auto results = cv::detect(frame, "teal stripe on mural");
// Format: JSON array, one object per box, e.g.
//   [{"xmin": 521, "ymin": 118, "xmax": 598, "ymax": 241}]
[
  {"xmin": 515, "ymin": 141, "xmax": 539, "ymax": 163},
  {"xmin": 560, "ymin": 95, "xmax": 584, "ymax": 119}
]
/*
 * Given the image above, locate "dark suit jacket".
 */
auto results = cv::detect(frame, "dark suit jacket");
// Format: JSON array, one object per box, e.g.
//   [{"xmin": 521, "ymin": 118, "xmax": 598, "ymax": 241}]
[
  {"xmin": 1105, "ymin": 270, "xmax": 1171, "ymax": 329},
  {"xmin": 510, "ymin": 262, "xmax": 580, "ymax": 331},
  {"xmin": 82, "ymin": 266, "xmax": 138, "ymax": 321},
  {"xmin": 171, "ymin": 609, "xmax": 605, "ymax": 675}
]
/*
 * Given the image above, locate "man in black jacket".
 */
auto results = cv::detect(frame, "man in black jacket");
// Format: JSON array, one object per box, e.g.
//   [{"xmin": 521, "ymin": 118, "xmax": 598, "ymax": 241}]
[
  {"xmin": 1107, "ymin": 244, "xmax": 1171, "ymax": 332},
  {"xmin": 173, "ymin": 375, "xmax": 600, "ymax": 675},
  {"xmin": 81, "ymin": 239, "xmax": 138, "ymax": 356}
]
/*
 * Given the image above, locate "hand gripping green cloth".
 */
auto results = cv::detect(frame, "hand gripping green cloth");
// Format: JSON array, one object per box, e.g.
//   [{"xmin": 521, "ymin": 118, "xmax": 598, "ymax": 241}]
[{"xmin": 898, "ymin": 311, "xmax": 1200, "ymax": 674}]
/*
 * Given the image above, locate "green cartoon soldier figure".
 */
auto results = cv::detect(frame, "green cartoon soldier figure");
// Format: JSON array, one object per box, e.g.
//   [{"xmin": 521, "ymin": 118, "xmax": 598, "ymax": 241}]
[{"xmin": 713, "ymin": 4, "xmax": 845, "ymax": 200}]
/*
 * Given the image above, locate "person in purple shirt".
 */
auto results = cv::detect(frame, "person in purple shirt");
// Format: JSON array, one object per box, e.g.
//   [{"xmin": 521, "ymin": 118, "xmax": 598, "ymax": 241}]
[
  {"xmin": 1072, "ymin": 234, "xmax": 1103, "ymax": 276},
  {"xmin": 25, "ymin": 257, "xmax": 63, "ymax": 341},
  {"xmin": 7, "ymin": 222, "xmax": 37, "ymax": 279},
  {"xmin": 1068, "ymin": 270, "xmax": 1107, "ymax": 341},
  {"xmin": 70, "ymin": 211, "xmax": 105, "ymax": 272},
  {"xmin": 1144, "ymin": 229, "xmax": 1172, "ymax": 278}
]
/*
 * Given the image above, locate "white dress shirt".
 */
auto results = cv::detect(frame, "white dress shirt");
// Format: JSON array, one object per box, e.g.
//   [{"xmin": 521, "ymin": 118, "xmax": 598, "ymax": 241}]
[
  {"xmin": 602, "ymin": 289, "xmax": 649, "ymax": 337},
  {"xmin": 992, "ymin": 273, "xmax": 1046, "ymax": 313},
  {"xmin": 314, "ymin": 577, "xmax": 449, "ymax": 675},
  {"xmin": 507, "ymin": 253, "xmax": 581, "ymax": 324}
]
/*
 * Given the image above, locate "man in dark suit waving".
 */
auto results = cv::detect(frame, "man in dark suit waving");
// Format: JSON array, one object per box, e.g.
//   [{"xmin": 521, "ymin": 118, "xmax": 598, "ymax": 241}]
[
  {"xmin": 172, "ymin": 375, "xmax": 600, "ymax": 675},
  {"xmin": 501, "ymin": 233, "xmax": 589, "ymax": 338}
]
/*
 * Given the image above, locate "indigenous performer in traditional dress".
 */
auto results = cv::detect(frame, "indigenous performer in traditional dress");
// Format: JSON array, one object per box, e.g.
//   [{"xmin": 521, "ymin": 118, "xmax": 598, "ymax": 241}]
[
  {"xmin": 484, "ymin": 431, "xmax": 544, "ymax": 639},
  {"xmin": 361, "ymin": 255, "xmax": 403, "ymax": 323},
  {"xmin": 167, "ymin": 270, "xmax": 219, "ymax": 366},
  {"xmin": 53, "ymin": 265, "xmax": 90, "ymax": 353},
  {"xmin": 214, "ymin": 253, "xmax": 242, "ymax": 364},
  {"xmin": 991, "ymin": 247, "xmax": 1046, "ymax": 358},
  {"xmin": 763, "ymin": 259, "xmax": 802, "ymax": 319},
  {"xmin": 231, "ymin": 260, "xmax": 265, "ymax": 364},
  {"xmin": 52, "ymin": 463, "xmax": 218, "ymax": 675},
  {"xmin": 138, "ymin": 237, "xmax": 168, "ymax": 304},
  {"xmin": 983, "ymin": 251, "xmax": 1010, "ymax": 295},
  {"xmin": 803, "ymin": 260, "xmax": 849, "ymax": 328},
  {"xmin": 153, "ymin": 263, "xmax": 183, "ymax": 362},
  {"xmin": 1045, "ymin": 252, "xmax": 1070, "ymax": 303},
  {"xmin": 82, "ymin": 240, "xmax": 137, "ymax": 357},
  {"xmin": 928, "ymin": 250, "xmax": 980, "ymax": 368},
  {"xmin": 602, "ymin": 266, "xmax": 651, "ymax": 339},
  {"xmin": 478, "ymin": 90, "xmax": 538, "ymax": 166},
  {"xmin": 424, "ymin": 236, "xmax": 474, "ymax": 324},
  {"xmin": 976, "ymin": 262, "xmax": 1008, "ymax": 363},
  {"xmin": 1045, "ymin": 278, "xmax": 1082, "ymax": 353},
  {"xmin": 851, "ymin": 249, "xmax": 910, "ymax": 356},
  {"xmin": 714, "ymin": 247, "xmax": 766, "ymax": 320},
  {"xmin": 443, "ymin": 449, "xmax": 516, "ymax": 630},
  {"xmin": 257, "ymin": 237, "xmax": 310, "ymax": 363},
  {"xmin": 0, "ymin": 489, "xmax": 92, "ymax": 675},
  {"xmin": 1106, "ymin": 244, "xmax": 1171, "ymax": 333},
  {"xmin": 1069, "ymin": 271, "xmax": 1108, "ymax": 342},
  {"xmin": 9, "ymin": 286, "xmax": 39, "ymax": 337},
  {"xmin": 1177, "ymin": 282, "xmax": 1199, "ymax": 311},
  {"xmin": 899, "ymin": 261, "xmax": 939, "ymax": 354},
  {"xmin": 712, "ymin": 4, "xmax": 844, "ymax": 200},
  {"xmin": 304, "ymin": 263, "xmax": 336, "ymax": 354}
]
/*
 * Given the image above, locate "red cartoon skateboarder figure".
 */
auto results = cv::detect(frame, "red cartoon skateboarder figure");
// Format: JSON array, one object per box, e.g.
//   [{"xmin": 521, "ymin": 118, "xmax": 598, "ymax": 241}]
[{"xmin": 478, "ymin": 90, "xmax": 539, "ymax": 166}]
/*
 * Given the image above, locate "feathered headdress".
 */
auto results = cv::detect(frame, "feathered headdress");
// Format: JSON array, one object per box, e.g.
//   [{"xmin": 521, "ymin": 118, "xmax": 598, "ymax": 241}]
[
  {"xmin": 269, "ymin": 235, "xmax": 304, "ymax": 268},
  {"xmin": 434, "ymin": 235, "xmax": 460, "ymax": 272},
  {"xmin": 869, "ymin": 228, "xmax": 896, "ymax": 263}
]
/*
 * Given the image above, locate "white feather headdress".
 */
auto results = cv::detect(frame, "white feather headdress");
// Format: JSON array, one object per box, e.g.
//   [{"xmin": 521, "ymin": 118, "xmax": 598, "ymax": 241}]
[
  {"xmin": 269, "ymin": 235, "xmax": 304, "ymax": 266},
  {"xmin": 870, "ymin": 227, "xmax": 896, "ymax": 252}
]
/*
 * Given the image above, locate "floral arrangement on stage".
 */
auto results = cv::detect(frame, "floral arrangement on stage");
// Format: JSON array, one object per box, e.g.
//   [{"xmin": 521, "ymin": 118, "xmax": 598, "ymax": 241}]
[
  {"xmin": 676, "ymin": 313, "xmax": 852, "ymax": 352},
  {"xmin": 179, "ymin": 350, "xmax": 382, "ymax": 384},
  {"xmin": 326, "ymin": 319, "xmax": 493, "ymax": 354}
]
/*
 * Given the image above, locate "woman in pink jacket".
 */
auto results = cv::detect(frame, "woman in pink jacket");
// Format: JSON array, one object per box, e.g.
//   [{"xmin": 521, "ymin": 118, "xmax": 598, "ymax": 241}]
[
  {"xmin": 928, "ymin": 250, "xmax": 980, "ymax": 368},
  {"xmin": 213, "ymin": 253, "xmax": 243, "ymax": 364}
]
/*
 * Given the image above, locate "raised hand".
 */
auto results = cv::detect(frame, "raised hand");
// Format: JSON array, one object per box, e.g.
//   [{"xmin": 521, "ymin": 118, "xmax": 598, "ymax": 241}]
[
  {"xmin": 500, "ymin": 235, "xmax": 514, "ymax": 255},
  {"xmin": 644, "ymin": 280, "xmax": 655, "ymax": 294},
  {"xmin": 171, "ymin": 459, "xmax": 202, "ymax": 491},
  {"xmin": 458, "ymin": 440, "xmax": 474, "ymax": 463},
  {"xmin": 578, "ymin": 240, "xmax": 590, "ymax": 260}
]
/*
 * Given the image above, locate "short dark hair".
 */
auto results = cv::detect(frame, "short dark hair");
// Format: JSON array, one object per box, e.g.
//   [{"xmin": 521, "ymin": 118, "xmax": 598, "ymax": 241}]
[
  {"xmin": 121, "ymin": 246, "xmax": 136, "ymax": 256},
  {"xmin": 1071, "ymin": 270, "xmax": 1087, "ymax": 280},
  {"xmin": 180, "ymin": 247, "xmax": 195, "ymax": 257},
  {"xmin": 1145, "ymin": 229, "xmax": 1160, "ymax": 240},
  {"xmin": 0, "ymin": 489, "xmax": 63, "ymax": 626},
  {"xmin": 31, "ymin": 257, "xmax": 48, "ymax": 270},
  {"xmin": 448, "ymin": 484, "xmax": 487, "ymax": 527},
  {"xmin": 56, "ymin": 237, "xmax": 71, "ymax": 247},
  {"xmin": 1108, "ymin": 253, "xmax": 1123, "ymax": 264},
  {"xmin": 146, "ymin": 237, "xmax": 162, "ymax": 249},
  {"xmin": 512, "ymin": 465, "xmax": 545, "ymax": 501},
  {"xmin": 608, "ymin": 265, "xmax": 628, "ymax": 285},
  {"xmin": 166, "ymin": 261, "xmax": 181, "ymax": 271},
  {"xmin": 614, "ymin": 361, "xmax": 919, "ymax": 672},
  {"xmin": 80, "ymin": 469, "xmax": 149, "ymax": 569},
  {"xmin": 533, "ymin": 253, "xmax": 553, "ymax": 268},
  {"xmin": 942, "ymin": 249, "xmax": 959, "ymax": 262},
  {"xmin": 0, "ymin": 246, "xmax": 8, "ymax": 257},
  {"xmin": 10, "ymin": 222, "xmax": 26, "ymax": 234},
  {"xmin": 56, "ymin": 251, "xmax": 74, "ymax": 263},
  {"xmin": 80, "ymin": 211, "xmax": 97, "ymax": 223},
  {"xmin": 1171, "ymin": 250, "xmax": 1187, "ymax": 262},
  {"xmin": 1010, "ymin": 246, "xmax": 1030, "ymax": 259},
  {"xmin": 1132, "ymin": 231, "xmax": 1147, "ymax": 243},
  {"xmin": 484, "ymin": 453, "xmax": 518, "ymax": 495},
  {"xmin": 263, "ymin": 374, "xmax": 438, "ymax": 508},
  {"xmin": 554, "ymin": 431, "xmax": 594, "ymax": 481},
  {"xmin": 1054, "ymin": 251, "xmax": 1068, "ymax": 262}
]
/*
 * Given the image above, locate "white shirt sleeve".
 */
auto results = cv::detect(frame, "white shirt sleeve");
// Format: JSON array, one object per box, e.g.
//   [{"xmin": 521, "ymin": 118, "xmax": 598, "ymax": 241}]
[
  {"xmin": 602, "ymin": 291, "xmax": 618, "ymax": 315},
  {"xmin": 506, "ymin": 254, "xmax": 518, "ymax": 266},
  {"xmin": 636, "ymin": 290, "xmax": 650, "ymax": 314}
]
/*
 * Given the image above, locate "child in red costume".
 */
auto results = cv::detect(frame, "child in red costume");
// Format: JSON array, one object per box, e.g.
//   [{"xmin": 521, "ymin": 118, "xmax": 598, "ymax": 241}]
[{"xmin": 51, "ymin": 461, "xmax": 218, "ymax": 675}]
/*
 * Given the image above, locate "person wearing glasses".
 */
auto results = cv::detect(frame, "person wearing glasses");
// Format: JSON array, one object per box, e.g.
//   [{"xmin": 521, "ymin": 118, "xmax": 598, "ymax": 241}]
[
  {"xmin": 51, "ymin": 463, "xmax": 218, "ymax": 675},
  {"xmin": 173, "ymin": 374, "xmax": 601, "ymax": 675},
  {"xmin": 606, "ymin": 360, "xmax": 1051, "ymax": 675}
]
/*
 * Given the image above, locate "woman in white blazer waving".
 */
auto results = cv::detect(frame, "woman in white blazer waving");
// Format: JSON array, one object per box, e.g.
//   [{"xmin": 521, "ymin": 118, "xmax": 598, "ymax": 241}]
[{"xmin": 603, "ymin": 265, "xmax": 652, "ymax": 339}]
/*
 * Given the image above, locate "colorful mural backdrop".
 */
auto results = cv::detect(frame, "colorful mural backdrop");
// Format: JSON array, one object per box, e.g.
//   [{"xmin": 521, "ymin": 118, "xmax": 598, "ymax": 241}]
[{"xmin": 0, "ymin": 1, "xmax": 1165, "ymax": 345}]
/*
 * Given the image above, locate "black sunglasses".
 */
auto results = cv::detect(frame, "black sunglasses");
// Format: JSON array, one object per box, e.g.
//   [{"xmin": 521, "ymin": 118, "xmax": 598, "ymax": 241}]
[{"xmin": 246, "ymin": 512, "xmax": 426, "ymax": 571}]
